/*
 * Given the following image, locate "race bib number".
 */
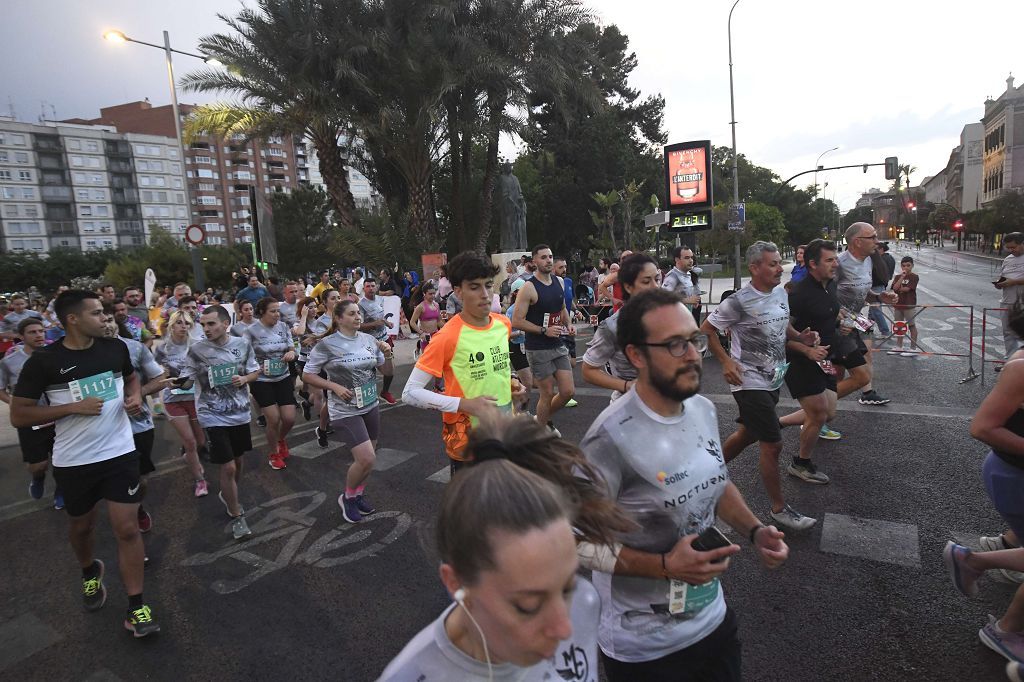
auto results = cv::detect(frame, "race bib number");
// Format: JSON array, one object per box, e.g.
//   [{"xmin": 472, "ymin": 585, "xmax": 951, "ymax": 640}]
[
  {"xmin": 170, "ymin": 386, "xmax": 195, "ymax": 396},
  {"xmin": 68, "ymin": 371, "xmax": 118, "ymax": 402},
  {"xmin": 208, "ymin": 362, "xmax": 237, "ymax": 387},
  {"xmin": 263, "ymin": 358, "xmax": 288, "ymax": 377},
  {"xmin": 769, "ymin": 362, "xmax": 790, "ymax": 391},
  {"xmin": 817, "ymin": 360, "xmax": 838, "ymax": 376},
  {"xmin": 352, "ymin": 380, "xmax": 378, "ymax": 409},
  {"xmin": 668, "ymin": 578, "xmax": 719, "ymax": 615}
]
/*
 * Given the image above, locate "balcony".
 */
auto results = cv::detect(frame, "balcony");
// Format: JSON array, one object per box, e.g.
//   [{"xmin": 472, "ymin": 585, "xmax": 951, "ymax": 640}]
[
  {"xmin": 41, "ymin": 186, "xmax": 72, "ymax": 201},
  {"xmin": 38, "ymin": 153, "xmax": 65, "ymax": 170},
  {"xmin": 44, "ymin": 204, "xmax": 73, "ymax": 220},
  {"xmin": 190, "ymin": 142, "xmax": 212, "ymax": 151},
  {"xmin": 50, "ymin": 236, "xmax": 80, "ymax": 249},
  {"xmin": 104, "ymin": 141, "xmax": 131, "ymax": 157},
  {"xmin": 110, "ymin": 177, "xmax": 135, "ymax": 189},
  {"xmin": 199, "ymin": 210, "xmax": 220, "ymax": 218},
  {"xmin": 112, "ymin": 188, "xmax": 139, "ymax": 204},
  {"xmin": 41, "ymin": 171, "xmax": 70, "ymax": 186},
  {"xmin": 47, "ymin": 221, "xmax": 76, "ymax": 236},
  {"xmin": 117, "ymin": 221, "xmax": 144, "ymax": 234},
  {"xmin": 108, "ymin": 160, "xmax": 133, "ymax": 173},
  {"xmin": 33, "ymin": 137, "xmax": 62, "ymax": 152},
  {"xmin": 114, "ymin": 206, "xmax": 141, "ymax": 220}
]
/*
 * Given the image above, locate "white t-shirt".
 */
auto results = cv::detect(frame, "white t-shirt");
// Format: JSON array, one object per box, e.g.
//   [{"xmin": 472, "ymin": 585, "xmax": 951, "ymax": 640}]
[
  {"xmin": 580, "ymin": 391, "xmax": 728, "ymax": 663},
  {"xmin": 1000, "ymin": 253, "xmax": 1024, "ymax": 305},
  {"xmin": 379, "ymin": 578, "xmax": 600, "ymax": 681},
  {"xmin": 705, "ymin": 284, "xmax": 790, "ymax": 392},
  {"xmin": 836, "ymin": 250, "xmax": 873, "ymax": 313}
]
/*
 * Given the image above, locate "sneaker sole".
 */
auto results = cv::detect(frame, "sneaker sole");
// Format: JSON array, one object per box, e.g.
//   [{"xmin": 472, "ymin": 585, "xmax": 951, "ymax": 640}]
[
  {"xmin": 339, "ymin": 495, "xmax": 362, "ymax": 524},
  {"xmin": 83, "ymin": 559, "xmax": 107, "ymax": 612},
  {"xmin": 858, "ymin": 398, "xmax": 891, "ymax": 405},
  {"xmin": 268, "ymin": 460, "xmax": 286, "ymax": 470},
  {"xmin": 979, "ymin": 625, "xmax": 1023, "ymax": 664},
  {"xmin": 770, "ymin": 515, "xmax": 817, "ymax": 530},
  {"xmin": 124, "ymin": 621, "xmax": 161, "ymax": 638},
  {"xmin": 818, "ymin": 432, "xmax": 842, "ymax": 441},
  {"xmin": 786, "ymin": 466, "xmax": 830, "ymax": 484}
]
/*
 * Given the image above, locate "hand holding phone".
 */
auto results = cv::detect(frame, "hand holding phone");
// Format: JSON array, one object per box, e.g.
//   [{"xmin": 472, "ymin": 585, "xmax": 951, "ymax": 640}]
[{"xmin": 692, "ymin": 526, "xmax": 735, "ymax": 562}]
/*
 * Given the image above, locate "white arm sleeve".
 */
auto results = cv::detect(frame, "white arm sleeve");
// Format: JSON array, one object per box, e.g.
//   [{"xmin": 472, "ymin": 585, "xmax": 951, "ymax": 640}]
[{"xmin": 401, "ymin": 366, "xmax": 461, "ymax": 412}]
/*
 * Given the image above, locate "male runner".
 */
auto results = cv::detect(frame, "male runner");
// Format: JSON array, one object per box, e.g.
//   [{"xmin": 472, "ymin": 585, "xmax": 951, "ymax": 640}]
[
  {"xmin": 0, "ymin": 318, "xmax": 60, "ymax": 508},
  {"xmin": 358, "ymin": 278, "xmax": 397, "ymax": 404},
  {"xmin": 661, "ymin": 245, "xmax": 702, "ymax": 314},
  {"xmin": 701, "ymin": 241, "xmax": 821, "ymax": 530},
  {"xmin": 310, "ymin": 270, "xmax": 334, "ymax": 303},
  {"xmin": 511, "ymin": 244, "xmax": 575, "ymax": 435},
  {"xmin": 10, "ymin": 290, "xmax": 159, "ymax": 637},
  {"xmin": 180, "ymin": 305, "xmax": 260, "ymax": 540},
  {"xmin": 123, "ymin": 286, "xmax": 150, "ymax": 323},
  {"xmin": 278, "ymin": 281, "xmax": 300, "ymax": 327},
  {"xmin": 1, "ymin": 294, "xmax": 43, "ymax": 342},
  {"xmin": 579, "ymin": 288, "xmax": 787, "ymax": 680},
  {"xmin": 402, "ymin": 252, "xmax": 524, "ymax": 475},
  {"xmin": 113, "ymin": 299, "xmax": 153, "ymax": 345}
]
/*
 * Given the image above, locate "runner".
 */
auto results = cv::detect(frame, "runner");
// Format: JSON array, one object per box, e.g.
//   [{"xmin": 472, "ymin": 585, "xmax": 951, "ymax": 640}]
[
  {"xmin": 380, "ymin": 414, "xmax": 632, "ymax": 681},
  {"xmin": 357, "ymin": 278, "xmax": 397, "ymax": 405},
  {"xmin": 580, "ymin": 288, "xmax": 788, "ymax": 680},
  {"xmin": 302, "ymin": 299, "xmax": 393, "ymax": 523},
  {"xmin": 179, "ymin": 305, "xmax": 260, "ymax": 540},
  {"xmin": 10, "ymin": 290, "xmax": 160, "ymax": 637},
  {"xmin": 294, "ymin": 295, "xmax": 320, "ymax": 421},
  {"xmin": 337, "ymin": 278, "xmax": 359, "ymax": 304},
  {"xmin": 246, "ymin": 297, "xmax": 299, "ymax": 470},
  {"xmin": 153, "ymin": 310, "xmax": 208, "ymax": 497},
  {"xmin": 0, "ymin": 318, "xmax": 60, "ymax": 508},
  {"xmin": 661, "ymin": 246, "xmax": 702, "ymax": 315},
  {"xmin": 511, "ymin": 244, "xmax": 575, "ymax": 436},
  {"xmin": 104, "ymin": 306, "xmax": 167, "ymax": 536},
  {"xmin": 409, "ymin": 281, "xmax": 443, "ymax": 357},
  {"xmin": 701, "ymin": 241, "xmax": 822, "ymax": 530},
  {"xmin": 311, "ymin": 289, "xmax": 342, "ymax": 445},
  {"xmin": 505, "ymin": 283, "xmax": 532, "ymax": 413},
  {"xmin": 230, "ymin": 300, "xmax": 257, "ymax": 338},
  {"xmin": 582, "ymin": 254, "xmax": 661, "ymax": 402},
  {"xmin": 310, "ymin": 270, "xmax": 334, "ymax": 303},
  {"xmin": 1, "ymin": 294, "xmax": 44, "ymax": 342},
  {"xmin": 402, "ymin": 252, "xmax": 525, "ymax": 475}
]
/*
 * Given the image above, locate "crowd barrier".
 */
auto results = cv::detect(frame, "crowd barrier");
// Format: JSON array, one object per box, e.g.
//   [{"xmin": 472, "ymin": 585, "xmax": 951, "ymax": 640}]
[
  {"xmin": 865, "ymin": 302, "xmax": 980, "ymax": 384},
  {"xmin": 981, "ymin": 307, "xmax": 1008, "ymax": 381}
]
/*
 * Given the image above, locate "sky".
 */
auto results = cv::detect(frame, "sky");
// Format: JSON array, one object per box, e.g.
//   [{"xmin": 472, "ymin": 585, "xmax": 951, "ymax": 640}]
[{"xmin": 3, "ymin": 0, "xmax": 1022, "ymax": 213}]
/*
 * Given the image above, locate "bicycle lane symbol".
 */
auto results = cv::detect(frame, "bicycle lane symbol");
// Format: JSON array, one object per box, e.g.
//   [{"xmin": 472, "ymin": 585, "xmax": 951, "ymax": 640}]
[{"xmin": 181, "ymin": 491, "xmax": 414, "ymax": 594}]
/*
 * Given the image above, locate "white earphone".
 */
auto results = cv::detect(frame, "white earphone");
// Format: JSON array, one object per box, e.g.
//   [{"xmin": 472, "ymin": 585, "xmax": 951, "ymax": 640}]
[{"xmin": 452, "ymin": 587, "xmax": 492, "ymax": 681}]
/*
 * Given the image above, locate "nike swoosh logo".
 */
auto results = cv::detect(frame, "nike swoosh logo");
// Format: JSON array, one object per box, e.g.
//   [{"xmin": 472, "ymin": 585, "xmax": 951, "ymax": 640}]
[
  {"xmin": 127, "ymin": 483, "xmax": 140, "ymax": 496},
  {"xmin": 59, "ymin": 366, "xmax": 77, "ymax": 375}
]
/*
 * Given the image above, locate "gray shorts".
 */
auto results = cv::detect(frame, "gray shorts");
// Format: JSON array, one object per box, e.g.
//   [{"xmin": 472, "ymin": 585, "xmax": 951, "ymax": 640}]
[{"xmin": 525, "ymin": 346, "xmax": 572, "ymax": 380}]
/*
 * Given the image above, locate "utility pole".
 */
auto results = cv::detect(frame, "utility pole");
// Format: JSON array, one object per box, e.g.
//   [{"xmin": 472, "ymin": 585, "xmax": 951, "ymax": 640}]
[{"xmin": 728, "ymin": 0, "xmax": 742, "ymax": 289}]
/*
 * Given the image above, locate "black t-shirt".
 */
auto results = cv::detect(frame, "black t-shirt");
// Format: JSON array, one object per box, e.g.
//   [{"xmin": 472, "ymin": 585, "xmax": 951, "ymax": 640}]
[
  {"xmin": 787, "ymin": 275, "xmax": 840, "ymax": 360},
  {"xmin": 15, "ymin": 337, "xmax": 136, "ymax": 467}
]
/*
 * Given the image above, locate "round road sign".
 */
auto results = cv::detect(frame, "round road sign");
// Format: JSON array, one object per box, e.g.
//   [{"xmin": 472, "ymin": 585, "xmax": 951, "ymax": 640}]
[{"xmin": 185, "ymin": 224, "xmax": 206, "ymax": 245}]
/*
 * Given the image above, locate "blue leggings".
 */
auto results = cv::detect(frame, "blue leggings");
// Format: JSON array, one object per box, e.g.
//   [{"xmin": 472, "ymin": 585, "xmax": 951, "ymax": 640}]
[{"xmin": 983, "ymin": 451, "xmax": 1024, "ymax": 540}]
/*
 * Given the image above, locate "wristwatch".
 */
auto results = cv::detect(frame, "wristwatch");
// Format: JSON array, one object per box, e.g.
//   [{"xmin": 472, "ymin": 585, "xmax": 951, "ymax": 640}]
[{"xmin": 541, "ymin": 325, "xmax": 548, "ymax": 336}]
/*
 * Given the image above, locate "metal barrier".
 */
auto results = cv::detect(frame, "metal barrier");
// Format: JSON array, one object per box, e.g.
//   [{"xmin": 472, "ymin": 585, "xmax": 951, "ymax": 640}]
[
  {"xmin": 865, "ymin": 303, "xmax": 979, "ymax": 383},
  {"xmin": 981, "ymin": 307, "xmax": 1008, "ymax": 381}
]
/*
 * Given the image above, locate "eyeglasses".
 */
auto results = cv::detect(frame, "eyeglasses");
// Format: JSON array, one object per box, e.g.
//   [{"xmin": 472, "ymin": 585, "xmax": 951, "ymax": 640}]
[
  {"xmin": 636, "ymin": 333, "xmax": 708, "ymax": 357},
  {"xmin": 856, "ymin": 234, "xmax": 879, "ymax": 241}
]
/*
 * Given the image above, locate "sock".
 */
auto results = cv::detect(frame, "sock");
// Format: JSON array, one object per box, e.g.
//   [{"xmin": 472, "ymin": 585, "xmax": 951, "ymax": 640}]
[
  {"xmin": 1003, "ymin": 535, "xmax": 1019, "ymax": 550},
  {"xmin": 82, "ymin": 560, "xmax": 100, "ymax": 579},
  {"xmin": 793, "ymin": 456, "xmax": 805, "ymax": 466},
  {"xmin": 128, "ymin": 593, "xmax": 144, "ymax": 610},
  {"xmin": 345, "ymin": 487, "xmax": 358, "ymax": 499},
  {"xmin": 355, "ymin": 485, "xmax": 365, "ymax": 496}
]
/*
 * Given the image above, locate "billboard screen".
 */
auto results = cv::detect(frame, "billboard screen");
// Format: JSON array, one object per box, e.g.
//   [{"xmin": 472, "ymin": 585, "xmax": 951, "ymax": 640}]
[{"xmin": 664, "ymin": 140, "xmax": 712, "ymax": 212}]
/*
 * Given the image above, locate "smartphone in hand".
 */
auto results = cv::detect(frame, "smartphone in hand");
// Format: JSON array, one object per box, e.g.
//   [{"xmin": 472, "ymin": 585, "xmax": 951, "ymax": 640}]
[{"xmin": 692, "ymin": 526, "xmax": 735, "ymax": 563}]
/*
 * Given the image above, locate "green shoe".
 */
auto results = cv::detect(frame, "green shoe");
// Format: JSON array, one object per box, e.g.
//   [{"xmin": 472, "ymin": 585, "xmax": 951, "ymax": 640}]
[
  {"xmin": 565, "ymin": 398, "xmax": 578, "ymax": 408},
  {"xmin": 818, "ymin": 425, "xmax": 842, "ymax": 441},
  {"xmin": 82, "ymin": 559, "xmax": 107, "ymax": 612}
]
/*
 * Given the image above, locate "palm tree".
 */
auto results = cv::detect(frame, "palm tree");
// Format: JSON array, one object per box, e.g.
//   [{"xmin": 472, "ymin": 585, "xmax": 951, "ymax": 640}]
[{"xmin": 590, "ymin": 190, "xmax": 619, "ymax": 254}]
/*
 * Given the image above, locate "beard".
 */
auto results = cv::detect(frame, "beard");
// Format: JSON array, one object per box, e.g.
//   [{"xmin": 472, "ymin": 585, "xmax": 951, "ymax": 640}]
[{"xmin": 649, "ymin": 362, "xmax": 702, "ymax": 403}]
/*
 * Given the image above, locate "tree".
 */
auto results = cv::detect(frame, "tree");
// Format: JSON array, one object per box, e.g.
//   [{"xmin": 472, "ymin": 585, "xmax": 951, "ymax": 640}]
[
  {"xmin": 269, "ymin": 185, "xmax": 332, "ymax": 274},
  {"xmin": 589, "ymin": 191, "xmax": 619, "ymax": 254},
  {"xmin": 987, "ymin": 191, "xmax": 1024, "ymax": 236},
  {"xmin": 0, "ymin": 248, "xmax": 117, "ymax": 294}
]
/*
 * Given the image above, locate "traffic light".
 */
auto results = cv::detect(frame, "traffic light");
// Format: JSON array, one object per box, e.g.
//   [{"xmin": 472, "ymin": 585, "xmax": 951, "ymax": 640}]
[
  {"xmin": 884, "ymin": 156, "xmax": 899, "ymax": 180},
  {"xmin": 953, "ymin": 219, "xmax": 964, "ymax": 232},
  {"xmin": 906, "ymin": 201, "xmax": 915, "ymax": 210}
]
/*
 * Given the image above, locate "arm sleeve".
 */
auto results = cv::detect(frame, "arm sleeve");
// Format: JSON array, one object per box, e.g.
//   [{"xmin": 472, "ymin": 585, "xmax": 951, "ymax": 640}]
[
  {"xmin": 180, "ymin": 348, "xmax": 199, "ymax": 380},
  {"xmin": 303, "ymin": 342, "xmax": 325, "ymax": 376},
  {"xmin": 704, "ymin": 295, "xmax": 740, "ymax": 333},
  {"xmin": 582, "ymin": 323, "xmax": 616, "ymax": 368},
  {"xmin": 402, "ymin": 366, "xmax": 461, "ymax": 412},
  {"xmin": 661, "ymin": 271, "xmax": 678, "ymax": 291}
]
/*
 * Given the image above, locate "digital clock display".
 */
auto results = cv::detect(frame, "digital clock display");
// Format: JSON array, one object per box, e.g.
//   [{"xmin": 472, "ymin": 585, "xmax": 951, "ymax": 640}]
[{"xmin": 666, "ymin": 209, "xmax": 713, "ymax": 233}]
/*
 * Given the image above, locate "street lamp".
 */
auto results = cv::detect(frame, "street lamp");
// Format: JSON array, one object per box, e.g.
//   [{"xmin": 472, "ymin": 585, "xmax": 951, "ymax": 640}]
[
  {"xmin": 814, "ymin": 146, "xmax": 839, "ymax": 204},
  {"xmin": 103, "ymin": 28, "xmax": 219, "ymax": 289},
  {"xmin": 727, "ymin": 0, "xmax": 741, "ymax": 289}
]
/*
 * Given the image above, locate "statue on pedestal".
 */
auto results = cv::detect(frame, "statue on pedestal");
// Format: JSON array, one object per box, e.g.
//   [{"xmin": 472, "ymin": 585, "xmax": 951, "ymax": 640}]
[{"xmin": 497, "ymin": 163, "xmax": 528, "ymax": 252}]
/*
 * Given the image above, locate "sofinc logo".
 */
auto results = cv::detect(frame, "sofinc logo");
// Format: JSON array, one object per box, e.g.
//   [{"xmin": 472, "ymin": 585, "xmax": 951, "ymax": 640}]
[{"xmin": 656, "ymin": 470, "xmax": 688, "ymax": 486}]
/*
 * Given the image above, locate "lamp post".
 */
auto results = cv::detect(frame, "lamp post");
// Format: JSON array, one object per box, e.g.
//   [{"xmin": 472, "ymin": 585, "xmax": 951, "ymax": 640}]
[
  {"xmin": 103, "ymin": 29, "xmax": 220, "ymax": 290},
  {"xmin": 814, "ymin": 146, "xmax": 839, "ymax": 211},
  {"xmin": 728, "ymin": 0, "xmax": 741, "ymax": 289}
]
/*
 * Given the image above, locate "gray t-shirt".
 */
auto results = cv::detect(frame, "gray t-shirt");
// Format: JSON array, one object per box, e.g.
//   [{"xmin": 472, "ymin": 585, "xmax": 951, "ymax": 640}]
[
  {"xmin": 446, "ymin": 293, "xmax": 463, "ymax": 315},
  {"xmin": 121, "ymin": 337, "xmax": 163, "ymax": 434},
  {"xmin": 0, "ymin": 345, "xmax": 31, "ymax": 392},
  {"xmin": 2, "ymin": 310, "xmax": 43, "ymax": 335},
  {"xmin": 359, "ymin": 296, "xmax": 391, "ymax": 341},
  {"xmin": 279, "ymin": 301, "xmax": 298, "ymax": 326},
  {"xmin": 181, "ymin": 335, "xmax": 259, "ymax": 428},
  {"xmin": 580, "ymin": 390, "xmax": 728, "ymax": 663},
  {"xmin": 379, "ymin": 578, "xmax": 600, "ymax": 682},
  {"xmin": 153, "ymin": 336, "xmax": 194, "ymax": 404},
  {"xmin": 245, "ymin": 320, "xmax": 294, "ymax": 383},
  {"xmin": 230, "ymin": 319, "xmax": 258, "ymax": 338},
  {"xmin": 705, "ymin": 284, "xmax": 790, "ymax": 392},
  {"xmin": 1000, "ymin": 253, "xmax": 1024, "ymax": 305},
  {"xmin": 836, "ymin": 250, "xmax": 873, "ymax": 313},
  {"xmin": 662, "ymin": 267, "xmax": 698, "ymax": 301},
  {"xmin": 302, "ymin": 331, "xmax": 384, "ymax": 419},
  {"xmin": 582, "ymin": 311, "xmax": 636, "ymax": 382}
]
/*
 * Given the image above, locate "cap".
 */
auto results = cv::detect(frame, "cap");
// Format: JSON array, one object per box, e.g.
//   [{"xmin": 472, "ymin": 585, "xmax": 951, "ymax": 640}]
[{"xmin": 511, "ymin": 279, "xmax": 527, "ymax": 293}]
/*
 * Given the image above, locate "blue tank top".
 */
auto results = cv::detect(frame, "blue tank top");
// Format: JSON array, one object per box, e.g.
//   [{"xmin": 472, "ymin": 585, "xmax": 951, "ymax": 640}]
[{"xmin": 525, "ymin": 276, "xmax": 565, "ymax": 350}]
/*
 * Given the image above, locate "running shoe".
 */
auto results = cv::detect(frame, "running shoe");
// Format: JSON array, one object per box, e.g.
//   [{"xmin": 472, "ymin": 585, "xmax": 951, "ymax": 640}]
[
  {"xmin": 565, "ymin": 398, "xmax": 578, "ymax": 408},
  {"xmin": 124, "ymin": 604, "xmax": 161, "ymax": 638},
  {"xmin": 380, "ymin": 391, "xmax": 397, "ymax": 405},
  {"xmin": 29, "ymin": 477, "xmax": 44, "ymax": 500},
  {"xmin": 769, "ymin": 505, "xmax": 817, "ymax": 530},
  {"xmin": 218, "ymin": 490, "xmax": 244, "ymax": 518},
  {"xmin": 301, "ymin": 400, "xmax": 312, "ymax": 421},
  {"xmin": 325, "ymin": 426, "xmax": 335, "ymax": 435},
  {"xmin": 900, "ymin": 351, "xmax": 918, "ymax": 357},
  {"xmin": 339, "ymin": 494, "xmax": 362, "ymax": 523},
  {"xmin": 980, "ymin": 535, "xmax": 1018, "ymax": 552},
  {"xmin": 980, "ymin": 614, "xmax": 1024, "ymax": 664},
  {"xmin": 231, "ymin": 514, "xmax": 252, "ymax": 540},
  {"xmin": 53, "ymin": 489, "xmax": 65, "ymax": 510},
  {"xmin": 886, "ymin": 349, "xmax": 902, "ymax": 356},
  {"xmin": 355, "ymin": 494, "xmax": 376, "ymax": 516},
  {"xmin": 819, "ymin": 425, "xmax": 842, "ymax": 441},
  {"xmin": 137, "ymin": 507, "xmax": 153, "ymax": 534},
  {"xmin": 257, "ymin": 415, "xmax": 267, "ymax": 428},
  {"xmin": 943, "ymin": 541, "xmax": 982, "ymax": 598},
  {"xmin": 1008, "ymin": 661, "xmax": 1024, "ymax": 682},
  {"xmin": 269, "ymin": 453, "xmax": 287, "ymax": 470},
  {"xmin": 316, "ymin": 426, "xmax": 329, "ymax": 448},
  {"xmin": 858, "ymin": 390, "xmax": 891, "ymax": 405},
  {"xmin": 193, "ymin": 480, "xmax": 209, "ymax": 498},
  {"xmin": 787, "ymin": 459, "xmax": 830, "ymax": 484},
  {"xmin": 547, "ymin": 422, "xmax": 562, "ymax": 438},
  {"xmin": 278, "ymin": 439, "xmax": 290, "ymax": 460},
  {"xmin": 82, "ymin": 559, "xmax": 106, "ymax": 612}
]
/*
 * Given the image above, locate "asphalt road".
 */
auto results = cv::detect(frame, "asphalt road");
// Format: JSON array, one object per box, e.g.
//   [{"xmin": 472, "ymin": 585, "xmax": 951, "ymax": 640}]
[{"xmin": 0, "ymin": 244, "xmax": 1017, "ymax": 681}]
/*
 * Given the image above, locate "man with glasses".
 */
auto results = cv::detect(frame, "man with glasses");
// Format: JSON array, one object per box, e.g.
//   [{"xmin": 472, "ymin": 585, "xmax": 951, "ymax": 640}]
[
  {"xmin": 580, "ymin": 288, "xmax": 788, "ymax": 681},
  {"xmin": 701, "ymin": 241, "xmax": 821, "ymax": 530}
]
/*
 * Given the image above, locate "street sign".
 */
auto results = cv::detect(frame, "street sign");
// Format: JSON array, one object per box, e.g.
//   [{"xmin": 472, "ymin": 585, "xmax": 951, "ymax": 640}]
[
  {"xmin": 644, "ymin": 211, "xmax": 671, "ymax": 228},
  {"xmin": 728, "ymin": 203, "xmax": 745, "ymax": 231},
  {"xmin": 185, "ymin": 224, "xmax": 206, "ymax": 245}
]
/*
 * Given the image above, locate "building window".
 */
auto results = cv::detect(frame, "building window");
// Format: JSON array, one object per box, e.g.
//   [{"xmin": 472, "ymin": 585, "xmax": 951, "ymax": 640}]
[
  {"xmin": 67, "ymin": 139, "xmax": 81, "ymax": 151},
  {"xmin": 21, "ymin": 188, "xmax": 33, "ymax": 199},
  {"xmin": 0, "ymin": 152, "xmax": 7, "ymax": 162},
  {"xmin": 92, "ymin": 189, "xmax": 105, "ymax": 200},
  {"xmin": 24, "ymin": 205, "xmax": 37, "ymax": 217},
  {"xmin": 91, "ymin": 174, "xmax": 103, "ymax": 184},
  {"xmin": 81, "ymin": 206, "xmax": 92, "ymax": 216},
  {"xmin": 87, "ymin": 157, "xmax": 101, "ymax": 168},
  {"xmin": 196, "ymin": 169, "xmax": 214, "ymax": 179},
  {"xmin": 96, "ymin": 205, "xmax": 109, "ymax": 216},
  {"xmin": 11, "ymin": 134, "xmax": 25, "ymax": 146},
  {"xmin": 18, "ymin": 171, "xmax": 30, "ymax": 181},
  {"xmin": 3, "ymin": 205, "xmax": 16, "ymax": 217},
  {"xmin": 85, "ymin": 141, "xmax": 99, "ymax": 152},
  {"xmin": 14, "ymin": 152, "xmax": 28, "ymax": 163},
  {"xmin": 77, "ymin": 189, "xmax": 90, "ymax": 200},
  {"xmin": 198, "ymin": 183, "xmax": 215, "ymax": 191},
  {"xmin": 70, "ymin": 156, "xmax": 84, "ymax": 167}
]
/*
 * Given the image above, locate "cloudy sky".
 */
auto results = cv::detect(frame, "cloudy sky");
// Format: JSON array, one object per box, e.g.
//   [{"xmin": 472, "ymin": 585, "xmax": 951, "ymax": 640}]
[{"xmin": 3, "ymin": 0, "xmax": 1021, "ymax": 213}]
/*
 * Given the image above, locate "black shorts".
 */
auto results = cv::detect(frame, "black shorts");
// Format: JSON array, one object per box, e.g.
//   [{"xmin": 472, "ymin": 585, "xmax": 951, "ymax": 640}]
[
  {"xmin": 207, "ymin": 424, "xmax": 253, "ymax": 464},
  {"xmin": 249, "ymin": 375, "xmax": 298, "ymax": 408},
  {"xmin": 732, "ymin": 389, "xmax": 782, "ymax": 443},
  {"xmin": 510, "ymin": 342, "xmax": 530, "ymax": 371},
  {"xmin": 133, "ymin": 429, "xmax": 156, "ymax": 476},
  {"xmin": 18, "ymin": 425, "xmax": 55, "ymax": 464},
  {"xmin": 602, "ymin": 607, "xmax": 741, "ymax": 682},
  {"xmin": 833, "ymin": 348, "xmax": 867, "ymax": 371},
  {"xmin": 52, "ymin": 451, "xmax": 142, "ymax": 517},
  {"xmin": 785, "ymin": 357, "xmax": 838, "ymax": 399}
]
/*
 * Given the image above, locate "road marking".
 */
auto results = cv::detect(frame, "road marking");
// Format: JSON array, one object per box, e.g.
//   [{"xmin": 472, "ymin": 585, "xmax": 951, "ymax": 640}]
[
  {"xmin": 287, "ymin": 440, "xmax": 345, "ymax": 460},
  {"xmin": 819, "ymin": 513, "xmax": 920, "ymax": 568},
  {"xmin": 0, "ymin": 612, "xmax": 63, "ymax": 672},
  {"xmin": 916, "ymin": 284, "xmax": 965, "ymax": 308},
  {"xmin": 426, "ymin": 466, "xmax": 451, "ymax": 484},
  {"xmin": 374, "ymin": 448, "xmax": 419, "ymax": 471}
]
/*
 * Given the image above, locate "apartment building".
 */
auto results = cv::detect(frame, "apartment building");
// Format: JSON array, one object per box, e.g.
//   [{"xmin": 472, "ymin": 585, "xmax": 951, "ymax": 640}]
[
  {"xmin": 0, "ymin": 117, "xmax": 186, "ymax": 254},
  {"xmin": 981, "ymin": 74, "xmax": 1024, "ymax": 207}
]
